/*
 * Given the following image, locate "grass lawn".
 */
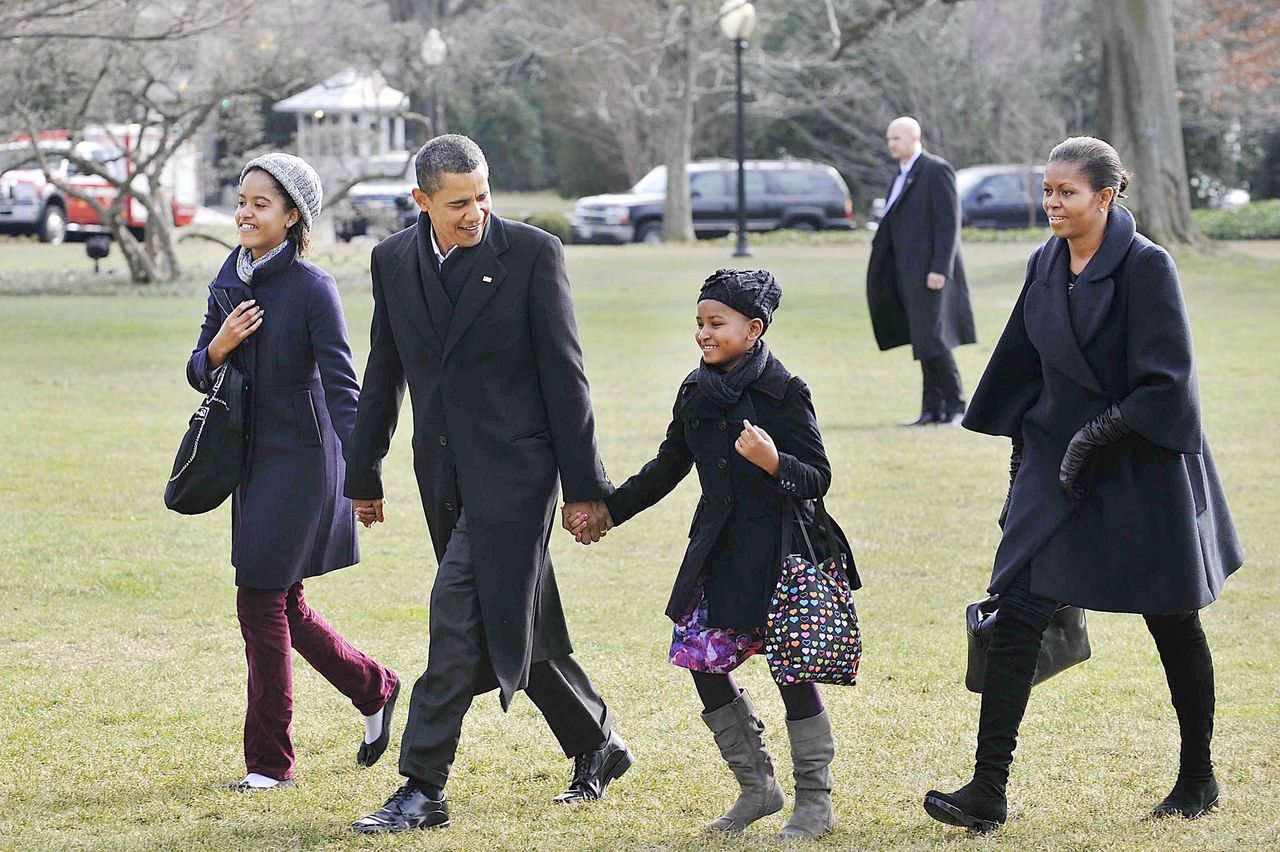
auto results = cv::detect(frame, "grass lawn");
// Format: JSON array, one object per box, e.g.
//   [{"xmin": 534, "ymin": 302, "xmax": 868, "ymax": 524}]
[{"xmin": 0, "ymin": 233, "xmax": 1277, "ymax": 851}]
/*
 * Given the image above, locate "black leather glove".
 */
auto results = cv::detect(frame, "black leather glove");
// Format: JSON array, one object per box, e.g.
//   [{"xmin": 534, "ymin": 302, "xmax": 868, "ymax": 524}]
[
  {"xmin": 1059, "ymin": 404, "xmax": 1130, "ymax": 500},
  {"xmin": 998, "ymin": 439, "xmax": 1023, "ymax": 529}
]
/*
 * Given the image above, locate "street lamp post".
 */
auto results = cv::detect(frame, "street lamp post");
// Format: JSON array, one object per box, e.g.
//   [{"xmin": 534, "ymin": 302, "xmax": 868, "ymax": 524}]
[
  {"xmin": 720, "ymin": 0, "xmax": 757, "ymax": 258},
  {"xmin": 421, "ymin": 28, "xmax": 448, "ymax": 138}
]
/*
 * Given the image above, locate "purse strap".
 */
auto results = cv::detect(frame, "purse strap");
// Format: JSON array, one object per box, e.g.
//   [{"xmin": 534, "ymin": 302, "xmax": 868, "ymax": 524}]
[{"xmin": 781, "ymin": 497, "xmax": 841, "ymax": 568}]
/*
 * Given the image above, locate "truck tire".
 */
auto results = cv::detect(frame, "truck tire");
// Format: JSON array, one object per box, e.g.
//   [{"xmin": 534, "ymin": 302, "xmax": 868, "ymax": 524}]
[
  {"xmin": 635, "ymin": 220, "xmax": 664, "ymax": 244},
  {"xmin": 784, "ymin": 217, "xmax": 819, "ymax": 232},
  {"xmin": 38, "ymin": 203, "xmax": 67, "ymax": 245}
]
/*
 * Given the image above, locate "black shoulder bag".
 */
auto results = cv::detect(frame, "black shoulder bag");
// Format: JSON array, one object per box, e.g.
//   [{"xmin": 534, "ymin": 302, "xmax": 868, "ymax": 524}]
[
  {"xmin": 164, "ymin": 289, "xmax": 249, "ymax": 514},
  {"xmin": 964, "ymin": 595, "xmax": 1091, "ymax": 693}
]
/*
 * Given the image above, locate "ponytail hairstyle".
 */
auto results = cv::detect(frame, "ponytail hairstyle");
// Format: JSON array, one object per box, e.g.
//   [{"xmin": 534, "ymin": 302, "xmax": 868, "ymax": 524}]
[
  {"xmin": 1047, "ymin": 136, "xmax": 1132, "ymax": 208},
  {"xmin": 244, "ymin": 165, "xmax": 312, "ymax": 257}
]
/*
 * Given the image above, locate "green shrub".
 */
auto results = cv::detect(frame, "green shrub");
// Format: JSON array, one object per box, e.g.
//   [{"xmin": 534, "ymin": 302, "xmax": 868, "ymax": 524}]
[
  {"xmin": 523, "ymin": 212, "xmax": 572, "ymax": 243},
  {"xmin": 1193, "ymin": 200, "xmax": 1280, "ymax": 240}
]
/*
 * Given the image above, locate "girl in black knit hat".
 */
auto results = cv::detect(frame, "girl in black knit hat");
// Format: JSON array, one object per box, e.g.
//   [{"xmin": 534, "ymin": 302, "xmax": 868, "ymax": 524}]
[{"xmin": 570, "ymin": 268, "xmax": 858, "ymax": 839}]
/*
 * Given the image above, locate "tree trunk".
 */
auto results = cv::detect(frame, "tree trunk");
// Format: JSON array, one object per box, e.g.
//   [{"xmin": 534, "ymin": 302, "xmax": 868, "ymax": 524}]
[
  {"xmin": 1095, "ymin": 0, "xmax": 1199, "ymax": 245},
  {"xmin": 662, "ymin": 9, "xmax": 696, "ymax": 242}
]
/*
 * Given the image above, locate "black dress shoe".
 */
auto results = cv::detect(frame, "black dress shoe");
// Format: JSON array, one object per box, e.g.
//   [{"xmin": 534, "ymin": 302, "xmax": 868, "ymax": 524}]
[
  {"xmin": 899, "ymin": 411, "xmax": 939, "ymax": 427},
  {"xmin": 553, "ymin": 730, "xmax": 634, "ymax": 804},
  {"xmin": 1152, "ymin": 776, "xmax": 1220, "ymax": 819},
  {"xmin": 935, "ymin": 409, "xmax": 965, "ymax": 426},
  {"xmin": 923, "ymin": 785, "xmax": 1005, "ymax": 833},
  {"xmin": 357, "ymin": 678, "xmax": 400, "ymax": 768},
  {"xmin": 350, "ymin": 782, "xmax": 449, "ymax": 833}
]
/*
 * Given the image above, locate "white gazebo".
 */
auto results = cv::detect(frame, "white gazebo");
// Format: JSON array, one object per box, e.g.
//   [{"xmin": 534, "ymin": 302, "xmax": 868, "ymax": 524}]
[{"xmin": 273, "ymin": 69, "xmax": 408, "ymax": 161}]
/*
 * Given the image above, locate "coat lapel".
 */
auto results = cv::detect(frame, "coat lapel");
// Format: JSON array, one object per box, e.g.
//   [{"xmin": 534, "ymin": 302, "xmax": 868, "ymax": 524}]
[
  {"xmin": 384, "ymin": 219, "xmax": 443, "ymax": 358},
  {"xmin": 441, "ymin": 215, "xmax": 510, "ymax": 362},
  {"xmin": 1025, "ymin": 239, "xmax": 1105, "ymax": 395},
  {"xmin": 414, "ymin": 214, "xmax": 455, "ymax": 347},
  {"xmin": 885, "ymin": 153, "xmax": 926, "ymax": 219},
  {"xmin": 1069, "ymin": 204, "xmax": 1135, "ymax": 347}
]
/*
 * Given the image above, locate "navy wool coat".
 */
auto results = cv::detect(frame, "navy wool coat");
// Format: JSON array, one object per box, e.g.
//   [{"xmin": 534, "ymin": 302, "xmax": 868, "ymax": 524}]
[
  {"xmin": 605, "ymin": 355, "xmax": 856, "ymax": 630},
  {"xmin": 866, "ymin": 151, "xmax": 977, "ymax": 361},
  {"xmin": 963, "ymin": 205, "xmax": 1243, "ymax": 614},
  {"xmin": 344, "ymin": 214, "xmax": 612, "ymax": 709},
  {"xmin": 187, "ymin": 245, "xmax": 360, "ymax": 589}
]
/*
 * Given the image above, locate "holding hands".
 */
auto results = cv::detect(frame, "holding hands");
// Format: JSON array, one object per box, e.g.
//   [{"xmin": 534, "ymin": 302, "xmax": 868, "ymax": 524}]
[
  {"xmin": 736, "ymin": 420, "xmax": 780, "ymax": 477},
  {"xmin": 563, "ymin": 500, "xmax": 613, "ymax": 545},
  {"xmin": 352, "ymin": 498, "xmax": 385, "ymax": 528}
]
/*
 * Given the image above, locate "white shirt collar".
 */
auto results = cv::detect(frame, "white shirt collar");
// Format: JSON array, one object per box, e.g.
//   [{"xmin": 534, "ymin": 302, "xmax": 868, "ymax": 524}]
[
  {"xmin": 430, "ymin": 217, "xmax": 492, "ymax": 265},
  {"xmin": 899, "ymin": 149, "xmax": 923, "ymax": 175}
]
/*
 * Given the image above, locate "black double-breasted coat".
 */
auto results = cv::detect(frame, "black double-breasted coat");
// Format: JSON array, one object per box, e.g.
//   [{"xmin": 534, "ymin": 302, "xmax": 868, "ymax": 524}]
[
  {"xmin": 963, "ymin": 205, "xmax": 1243, "ymax": 614},
  {"xmin": 344, "ymin": 213, "xmax": 612, "ymax": 708},
  {"xmin": 605, "ymin": 355, "xmax": 856, "ymax": 629},
  {"xmin": 867, "ymin": 151, "xmax": 977, "ymax": 361},
  {"xmin": 187, "ymin": 246, "xmax": 361, "ymax": 589}
]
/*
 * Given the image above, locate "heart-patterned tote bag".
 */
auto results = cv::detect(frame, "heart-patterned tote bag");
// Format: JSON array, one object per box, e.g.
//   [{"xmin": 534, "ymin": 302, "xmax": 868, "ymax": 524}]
[{"xmin": 764, "ymin": 500, "xmax": 862, "ymax": 686}]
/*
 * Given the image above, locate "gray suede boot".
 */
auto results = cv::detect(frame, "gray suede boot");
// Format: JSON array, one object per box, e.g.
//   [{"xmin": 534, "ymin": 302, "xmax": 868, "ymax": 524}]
[
  {"xmin": 778, "ymin": 710, "xmax": 836, "ymax": 839},
  {"xmin": 701, "ymin": 690, "xmax": 786, "ymax": 833}
]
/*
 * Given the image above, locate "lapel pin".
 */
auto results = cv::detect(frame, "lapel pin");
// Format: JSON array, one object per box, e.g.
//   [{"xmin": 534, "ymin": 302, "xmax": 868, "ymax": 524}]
[{"xmin": 482, "ymin": 275, "xmax": 493, "ymax": 284}]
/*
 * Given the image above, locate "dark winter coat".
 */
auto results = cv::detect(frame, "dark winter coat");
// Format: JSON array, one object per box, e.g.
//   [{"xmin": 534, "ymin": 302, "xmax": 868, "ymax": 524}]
[
  {"xmin": 187, "ymin": 245, "xmax": 360, "ymax": 589},
  {"xmin": 605, "ymin": 354, "xmax": 857, "ymax": 629},
  {"xmin": 866, "ymin": 151, "xmax": 977, "ymax": 361},
  {"xmin": 344, "ymin": 213, "xmax": 612, "ymax": 708},
  {"xmin": 963, "ymin": 205, "xmax": 1243, "ymax": 614}
]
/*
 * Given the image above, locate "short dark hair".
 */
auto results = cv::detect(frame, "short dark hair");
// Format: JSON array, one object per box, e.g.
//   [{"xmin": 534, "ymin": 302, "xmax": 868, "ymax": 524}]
[
  {"xmin": 414, "ymin": 134, "xmax": 487, "ymax": 196},
  {"xmin": 1047, "ymin": 136, "xmax": 1131, "ymax": 207},
  {"xmin": 245, "ymin": 166, "xmax": 310, "ymax": 256}
]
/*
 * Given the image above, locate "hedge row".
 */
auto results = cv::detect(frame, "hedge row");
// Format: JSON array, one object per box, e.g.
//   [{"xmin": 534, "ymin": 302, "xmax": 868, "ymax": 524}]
[{"xmin": 1192, "ymin": 200, "xmax": 1280, "ymax": 240}]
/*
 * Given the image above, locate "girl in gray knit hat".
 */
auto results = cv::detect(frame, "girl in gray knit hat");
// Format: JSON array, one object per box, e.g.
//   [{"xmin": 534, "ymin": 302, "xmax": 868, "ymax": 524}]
[{"xmin": 182, "ymin": 154, "xmax": 401, "ymax": 791}]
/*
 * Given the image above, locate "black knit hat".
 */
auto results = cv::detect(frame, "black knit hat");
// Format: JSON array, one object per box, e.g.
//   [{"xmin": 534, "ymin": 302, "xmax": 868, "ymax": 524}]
[{"xmin": 698, "ymin": 268, "xmax": 783, "ymax": 331}]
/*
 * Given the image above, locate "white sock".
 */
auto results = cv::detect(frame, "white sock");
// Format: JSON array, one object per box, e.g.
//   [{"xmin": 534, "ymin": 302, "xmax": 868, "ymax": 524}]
[
  {"xmin": 364, "ymin": 707, "xmax": 384, "ymax": 745},
  {"xmin": 241, "ymin": 773, "xmax": 283, "ymax": 789}
]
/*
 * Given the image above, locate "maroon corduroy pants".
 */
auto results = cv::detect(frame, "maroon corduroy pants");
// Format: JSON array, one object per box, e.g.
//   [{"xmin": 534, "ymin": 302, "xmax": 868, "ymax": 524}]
[{"xmin": 236, "ymin": 582, "xmax": 396, "ymax": 780}]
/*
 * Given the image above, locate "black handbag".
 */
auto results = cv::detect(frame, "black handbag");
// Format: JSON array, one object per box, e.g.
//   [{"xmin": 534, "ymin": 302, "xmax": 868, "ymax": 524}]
[
  {"xmin": 164, "ymin": 289, "xmax": 249, "ymax": 514},
  {"xmin": 964, "ymin": 595, "xmax": 1091, "ymax": 693}
]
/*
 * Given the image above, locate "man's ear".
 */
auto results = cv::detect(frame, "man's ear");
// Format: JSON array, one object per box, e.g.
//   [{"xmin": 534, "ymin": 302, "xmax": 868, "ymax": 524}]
[{"xmin": 411, "ymin": 187, "xmax": 431, "ymax": 212}]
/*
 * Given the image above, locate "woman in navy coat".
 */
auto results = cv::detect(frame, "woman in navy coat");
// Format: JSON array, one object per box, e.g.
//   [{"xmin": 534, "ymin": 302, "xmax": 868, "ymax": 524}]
[
  {"xmin": 186, "ymin": 154, "xmax": 398, "ymax": 791},
  {"xmin": 924, "ymin": 138, "xmax": 1243, "ymax": 832}
]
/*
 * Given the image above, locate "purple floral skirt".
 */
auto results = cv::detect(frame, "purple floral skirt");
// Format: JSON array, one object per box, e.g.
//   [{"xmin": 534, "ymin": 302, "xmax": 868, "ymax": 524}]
[{"xmin": 669, "ymin": 580, "xmax": 766, "ymax": 675}]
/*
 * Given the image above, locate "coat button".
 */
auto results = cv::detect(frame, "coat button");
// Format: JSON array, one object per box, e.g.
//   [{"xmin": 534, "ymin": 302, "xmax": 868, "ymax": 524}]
[
  {"xmin": 722, "ymin": 495, "xmax": 733, "ymax": 505},
  {"xmin": 438, "ymin": 436, "xmax": 448, "ymax": 446},
  {"xmin": 717, "ymin": 458, "xmax": 728, "ymax": 469},
  {"xmin": 717, "ymin": 420, "xmax": 727, "ymax": 431},
  {"xmin": 444, "ymin": 501, "xmax": 455, "ymax": 512},
  {"xmin": 691, "ymin": 419, "xmax": 701, "ymax": 429}
]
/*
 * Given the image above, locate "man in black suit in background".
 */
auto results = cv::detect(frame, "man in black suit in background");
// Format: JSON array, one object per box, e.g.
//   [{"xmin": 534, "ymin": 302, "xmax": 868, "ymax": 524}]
[
  {"xmin": 866, "ymin": 116, "xmax": 977, "ymax": 425},
  {"xmin": 345, "ymin": 134, "xmax": 632, "ymax": 833}
]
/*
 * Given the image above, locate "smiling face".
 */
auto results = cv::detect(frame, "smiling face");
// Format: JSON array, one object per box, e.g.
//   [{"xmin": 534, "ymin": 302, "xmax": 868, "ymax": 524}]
[
  {"xmin": 236, "ymin": 169, "xmax": 298, "ymax": 258},
  {"xmin": 412, "ymin": 167, "xmax": 492, "ymax": 253},
  {"xmin": 1042, "ymin": 160, "xmax": 1114, "ymax": 242},
  {"xmin": 696, "ymin": 299, "xmax": 763, "ymax": 370}
]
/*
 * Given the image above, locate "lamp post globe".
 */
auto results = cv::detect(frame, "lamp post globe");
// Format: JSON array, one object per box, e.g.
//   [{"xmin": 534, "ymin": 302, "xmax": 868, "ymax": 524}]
[
  {"xmin": 421, "ymin": 28, "xmax": 447, "ymax": 66},
  {"xmin": 720, "ymin": 0, "xmax": 756, "ymax": 257}
]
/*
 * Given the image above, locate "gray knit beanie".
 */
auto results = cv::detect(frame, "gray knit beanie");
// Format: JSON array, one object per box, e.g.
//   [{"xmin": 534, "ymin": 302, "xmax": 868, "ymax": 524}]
[{"xmin": 240, "ymin": 153, "xmax": 323, "ymax": 230}]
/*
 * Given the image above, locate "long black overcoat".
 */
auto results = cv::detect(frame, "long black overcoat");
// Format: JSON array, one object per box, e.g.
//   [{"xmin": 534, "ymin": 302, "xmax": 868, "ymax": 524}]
[
  {"xmin": 344, "ymin": 213, "xmax": 612, "ymax": 708},
  {"xmin": 605, "ymin": 355, "xmax": 856, "ymax": 629},
  {"xmin": 963, "ymin": 205, "xmax": 1243, "ymax": 614},
  {"xmin": 187, "ymin": 246, "xmax": 360, "ymax": 589},
  {"xmin": 867, "ymin": 151, "xmax": 977, "ymax": 361}
]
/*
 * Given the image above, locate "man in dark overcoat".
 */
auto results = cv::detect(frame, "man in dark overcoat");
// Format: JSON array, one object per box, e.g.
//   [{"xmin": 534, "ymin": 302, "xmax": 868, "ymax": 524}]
[
  {"xmin": 866, "ymin": 116, "xmax": 977, "ymax": 425},
  {"xmin": 344, "ymin": 135, "xmax": 631, "ymax": 833}
]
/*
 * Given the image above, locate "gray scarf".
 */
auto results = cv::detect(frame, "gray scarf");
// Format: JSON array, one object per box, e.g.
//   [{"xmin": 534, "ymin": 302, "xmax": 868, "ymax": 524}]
[
  {"xmin": 236, "ymin": 240, "xmax": 290, "ymax": 284},
  {"xmin": 698, "ymin": 340, "xmax": 771, "ymax": 410}
]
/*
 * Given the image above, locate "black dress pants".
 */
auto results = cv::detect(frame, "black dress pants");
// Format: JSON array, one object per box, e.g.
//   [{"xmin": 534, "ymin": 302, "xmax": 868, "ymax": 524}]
[
  {"xmin": 398, "ymin": 512, "xmax": 613, "ymax": 788},
  {"xmin": 919, "ymin": 350, "xmax": 965, "ymax": 417}
]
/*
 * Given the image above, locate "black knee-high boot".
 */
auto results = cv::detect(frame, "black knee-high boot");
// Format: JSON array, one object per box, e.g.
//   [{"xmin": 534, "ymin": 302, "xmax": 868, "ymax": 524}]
[
  {"xmin": 1146, "ymin": 611, "xmax": 1219, "ymax": 818},
  {"xmin": 925, "ymin": 603, "xmax": 1051, "ymax": 832}
]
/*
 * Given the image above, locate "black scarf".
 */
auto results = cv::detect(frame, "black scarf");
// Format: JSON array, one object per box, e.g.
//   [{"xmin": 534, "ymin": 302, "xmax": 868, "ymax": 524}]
[{"xmin": 698, "ymin": 340, "xmax": 771, "ymax": 410}]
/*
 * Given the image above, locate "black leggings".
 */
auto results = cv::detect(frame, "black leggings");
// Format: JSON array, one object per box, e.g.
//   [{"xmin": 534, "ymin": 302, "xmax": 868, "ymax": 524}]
[{"xmin": 691, "ymin": 669, "xmax": 824, "ymax": 721}]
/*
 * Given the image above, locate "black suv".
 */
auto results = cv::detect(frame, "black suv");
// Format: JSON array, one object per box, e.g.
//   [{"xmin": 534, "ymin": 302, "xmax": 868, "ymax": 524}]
[
  {"xmin": 956, "ymin": 164, "xmax": 1048, "ymax": 229},
  {"xmin": 571, "ymin": 158, "xmax": 854, "ymax": 244}
]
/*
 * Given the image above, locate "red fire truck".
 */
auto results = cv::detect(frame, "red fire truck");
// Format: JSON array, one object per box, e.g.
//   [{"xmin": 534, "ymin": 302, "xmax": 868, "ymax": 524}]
[{"xmin": 0, "ymin": 126, "xmax": 200, "ymax": 244}]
